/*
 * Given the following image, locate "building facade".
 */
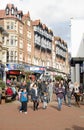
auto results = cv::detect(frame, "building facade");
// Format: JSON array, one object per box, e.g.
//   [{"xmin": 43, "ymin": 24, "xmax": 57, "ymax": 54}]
[
  {"xmin": 53, "ymin": 37, "xmax": 69, "ymax": 79},
  {"xmin": 32, "ymin": 20, "xmax": 53, "ymax": 66},
  {"xmin": 0, "ymin": 3, "xmax": 69, "ymax": 81}
]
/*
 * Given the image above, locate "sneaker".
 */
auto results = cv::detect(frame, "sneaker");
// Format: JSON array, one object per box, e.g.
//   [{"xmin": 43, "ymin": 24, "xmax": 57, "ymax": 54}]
[
  {"xmin": 20, "ymin": 111, "xmax": 22, "ymax": 113},
  {"xmin": 24, "ymin": 112, "xmax": 27, "ymax": 114}
]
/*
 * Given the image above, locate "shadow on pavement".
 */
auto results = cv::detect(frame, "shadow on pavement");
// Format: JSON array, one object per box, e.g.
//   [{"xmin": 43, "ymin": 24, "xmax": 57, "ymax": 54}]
[
  {"xmin": 65, "ymin": 125, "xmax": 84, "ymax": 130},
  {"xmin": 50, "ymin": 105, "xmax": 58, "ymax": 110}
]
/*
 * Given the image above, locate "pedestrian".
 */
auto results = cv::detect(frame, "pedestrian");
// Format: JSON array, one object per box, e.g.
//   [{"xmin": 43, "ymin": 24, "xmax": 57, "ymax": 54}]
[
  {"xmin": 31, "ymin": 83, "xmax": 39, "ymax": 111},
  {"xmin": 11, "ymin": 84, "xmax": 17, "ymax": 100},
  {"xmin": 20, "ymin": 87, "xmax": 28, "ymax": 114},
  {"xmin": 73, "ymin": 82, "xmax": 80, "ymax": 107},
  {"xmin": 42, "ymin": 92, "xmax": 48, "ymax": 109},
  {"xmin": 47, "ymin": 80, "xmax": 53, "ymax": 102},
  {"xmin": 55, "ymin": 83, "xmax": 64, "ymax": 111},
  {"xmin": 62, "ymin": 80, "xmax": 68, "ymax": 104},
  {"xmin": 67, "ymin": 81, "xmax": 74, "ymax": 107}
]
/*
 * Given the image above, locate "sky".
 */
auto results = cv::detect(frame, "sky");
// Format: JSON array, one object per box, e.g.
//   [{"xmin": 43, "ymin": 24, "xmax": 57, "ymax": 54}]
[{"xmin": 0, "ymin": 0, "xmax": 84, "ymax": 51}]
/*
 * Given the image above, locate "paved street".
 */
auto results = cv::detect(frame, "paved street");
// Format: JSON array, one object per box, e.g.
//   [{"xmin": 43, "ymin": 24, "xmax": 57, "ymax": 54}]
[{"xmin": 0, "ymin": 97, "xmax": 84, "ymax": 130}]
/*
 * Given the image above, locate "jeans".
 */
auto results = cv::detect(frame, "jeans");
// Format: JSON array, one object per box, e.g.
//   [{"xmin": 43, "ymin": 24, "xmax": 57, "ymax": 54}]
[
  {"xmin": 57, "ymin": 97, "xmax": 63, "ymax": 110},
  {"xmin": 43, "ymin": 101, "xmax": 47, "ymax": 108},
  {"xmin": 20, "ymin": 101, "xmax": 27, "ymax": 112}
]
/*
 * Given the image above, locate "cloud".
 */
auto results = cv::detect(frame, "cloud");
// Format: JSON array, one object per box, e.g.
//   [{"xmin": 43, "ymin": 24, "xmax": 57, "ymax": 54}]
[{"xmin": 0, "ymin": 0, "xmax": 84, "ymax": 50}]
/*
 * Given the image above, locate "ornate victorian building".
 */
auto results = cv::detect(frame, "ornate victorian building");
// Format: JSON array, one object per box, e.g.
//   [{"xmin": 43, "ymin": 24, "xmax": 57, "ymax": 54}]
[
  {"xmin": 32, "ymin": 20, "xmax": 53, "ymax": 67},
  {"xmin": 0, "ymin": 3, "xmax": 69, "ymax": 81}
]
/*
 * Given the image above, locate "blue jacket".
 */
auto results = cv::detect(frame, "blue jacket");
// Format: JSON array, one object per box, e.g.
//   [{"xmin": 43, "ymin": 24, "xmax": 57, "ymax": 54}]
[{"xmin": 20, "ymin": 91, "xmax": 28, "ymax": 102}]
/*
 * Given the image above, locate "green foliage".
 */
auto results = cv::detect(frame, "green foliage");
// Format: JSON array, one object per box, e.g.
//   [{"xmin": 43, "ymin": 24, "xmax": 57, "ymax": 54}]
[
  {"xmin": 0, "ymin": 80, "xmax": 5, "ymax": 89},
  {"xmin": 25, "ymin": 71, "xmax": 32, "ymax": 82},
  {"xmin": 55, "ymin": 75, "xmax": 64, "ymax": 81}
]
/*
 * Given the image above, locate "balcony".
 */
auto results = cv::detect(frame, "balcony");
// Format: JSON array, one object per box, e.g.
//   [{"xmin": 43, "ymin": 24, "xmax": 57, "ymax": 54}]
[
  {"xmin": 34, "ymin": 26, "xmax": 42, "ymax": 35},
  {"xmin": 41, "ymin": 43, "xmax": 46, "ymax": 50},
  {"xmin": 35, "ymin": 39, "xmax": 41, "ymax": 48},
  {"xmin": 46, "ymin": 42, "xmax": 52, "ymax": 52}
]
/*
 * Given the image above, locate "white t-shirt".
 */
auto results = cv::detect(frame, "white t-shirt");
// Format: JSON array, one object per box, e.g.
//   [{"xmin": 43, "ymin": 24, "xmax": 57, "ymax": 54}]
[
  {"xmin": 69, "ymin": 83, "xmax": 74, "ymax": 92},
  {"xmin": 74, "ymin": 85, "xmax": 79, "ymax": 93}
]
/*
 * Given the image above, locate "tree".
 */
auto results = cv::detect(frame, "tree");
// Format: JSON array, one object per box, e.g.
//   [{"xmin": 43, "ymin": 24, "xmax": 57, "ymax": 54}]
[
  {"xmin": 55, "ymin": 75, "xmax": 64, "ymax": 81},
  {"xmin": 0, "ymin": 79, "xmax": 5, "ymax": 89}
]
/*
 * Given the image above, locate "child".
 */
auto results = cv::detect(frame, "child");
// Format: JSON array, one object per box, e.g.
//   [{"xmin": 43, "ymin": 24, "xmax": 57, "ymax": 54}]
[
  {"xmin": 20, "ymin": 87, "xmax": 28, "ymax": 114},
  {"xmin": 43, "ymin": 92, "xmax": 48, "ymax": 109}
]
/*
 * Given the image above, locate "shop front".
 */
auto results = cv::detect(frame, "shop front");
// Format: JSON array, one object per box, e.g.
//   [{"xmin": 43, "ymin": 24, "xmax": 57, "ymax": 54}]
[
  {"xmin": 5, "ymin": 64, "xmax": 46, "ymax": 82},
  {"xmin": 6, "ymin": 64, "xmax": 25, "ymax": 83}
]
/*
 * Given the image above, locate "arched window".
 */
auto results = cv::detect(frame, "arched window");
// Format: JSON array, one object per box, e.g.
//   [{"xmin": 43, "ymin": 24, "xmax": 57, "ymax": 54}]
[
  {"xmin": 11, "ymin": 8, "xmax": 14, "ymax": 15},
  {"xmin": 6, "ymin": 8, "xmax": 9, "ymax": 15}
]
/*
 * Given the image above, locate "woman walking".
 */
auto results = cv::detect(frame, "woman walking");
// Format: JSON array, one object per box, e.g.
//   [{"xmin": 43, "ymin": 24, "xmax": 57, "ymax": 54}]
[
  {"xmin": 73, "ymin": 82, "xmax": 80, "ymax": 107},
  {"xmin": 31, "ymin": 83, "xmax": 39, "ymax": 111},
  {"xmin": 55, "ymin": 83, "xmax": 64, "ymax": 111}
]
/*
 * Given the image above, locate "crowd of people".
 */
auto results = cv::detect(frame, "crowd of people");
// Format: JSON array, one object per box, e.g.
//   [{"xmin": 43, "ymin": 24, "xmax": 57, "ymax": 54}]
[{"xmin": 0, "ymin": 78, "xmax": 84, "ymax": 114}]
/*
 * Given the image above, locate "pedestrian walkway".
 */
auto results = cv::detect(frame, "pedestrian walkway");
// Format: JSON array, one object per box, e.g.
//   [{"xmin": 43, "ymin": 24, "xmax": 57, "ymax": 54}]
[{"xmin": 0, "ymin": 98, "xmax": 84, "ymax": 130}]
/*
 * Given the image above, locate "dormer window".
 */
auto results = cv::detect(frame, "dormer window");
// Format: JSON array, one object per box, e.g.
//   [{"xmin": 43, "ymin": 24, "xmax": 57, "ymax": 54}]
[
  {"xmin": 15, "ymin": 7, "xmax": 18, "ymax": 16},
  {"xmin": 6, "ymin": 8, "xmax": 9, "ymax": 15},
  {"xmin": 11, "ymin": 8, "xmax": 14, "ymax": 15}
]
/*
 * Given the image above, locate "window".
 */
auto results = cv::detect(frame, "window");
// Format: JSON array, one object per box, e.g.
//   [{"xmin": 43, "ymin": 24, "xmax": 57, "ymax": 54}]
[
  {"xmin": 27, "ymin": 31, "xmax": 31, "ymax": 39},
  {"xmin": 6, "ymin": 8, "xmax": 9, "ymax": 15},
  {"xmin": 19, "ymin": 25, "xmax": 23, "ymax": 34},
  {"xmin": 19, "ymin": 53, "xmax": 23, "ymax": 61},
  {"xmin": 11, "ymin": 51, "xmax": 13, "ymax": 55},
  {"xmin": 11, "ymin": 22, "xmax": 14, "ymax": 29},
  {"xmin": 7, "ymin": 51, "xmax": 9, "ymax": 62},
  {"xmin": 6, "ymin": 38, "xmax": 9, "ymax": 45},
  {"xmin": 10, "ymin": 56, "xmax": 13, "ymax": 62},
  {"xmin": 34, "ymin": 57, "xmax": 39, "ymax": 65},
  {"xmin": 6, "ymin": 22, "xmax": 15, "ymax": 30},
  {"xmin": 2, "ymin": 37, "xmax": 4, "ymax": 43},
  {"xmin": 11, "ymin": 8, "xmax": 14, "ymax": 15},
  {"xmin": 10, "ymin": 36, "xmax": 17, "ymax": 46},
  {"xmin": 10, "ymin": 36, "xmax": 14, "ymax": 45},
  {"xmin": 19, "ymin": 39, "xmax": 23, "ymax": 48},
  {"xmin": 15, "ymin": 51, "xmax": 17, "ymax": 56},
  {"xmin": 28, "ymin": 54, "xmax": 31, "ymax": 63},
  {"xmin": 8, "ymin": 51, "xmax": 18, "ymax": 62},
  {"xmin": 27, "ymin": 43, "xmax": 31, "ymax": 52},
  {"xmin": 14, "ymin": 56, "xmax": 17, "ymax": 61},
  {"xmin": 7, "ymin": 22, "xmax": 10, "ymax": 29},
  {"xmin": 56, "ymin": 63, "xmax": 59, "ymax": 69}
]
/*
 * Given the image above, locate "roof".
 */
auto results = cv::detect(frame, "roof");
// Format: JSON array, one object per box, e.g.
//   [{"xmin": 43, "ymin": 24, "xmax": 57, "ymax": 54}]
[
  {"xmin": 22, "ymin": 12, "xmax": 30, "ymax": 21},
  {"xmin": 6, "ymin": 3, "xmax": 14, "ymax": 9},
  {"xmin": 54, "ymin": 36, "xmax": 61, "ymax": 41},
  {"xmin": 0, "ymin": 10, "xmax": 5, "ymax": 18},
  {"xmin": 32, "ymin": 20, "xmax": 53, "ymax": 34},
  {"xmin": 0, "ymin": 4, "xmax": 23, "ymax": 19},
  {"xmin": 32, "ymin": 20, "xmax": 41, "ymax": 26}
]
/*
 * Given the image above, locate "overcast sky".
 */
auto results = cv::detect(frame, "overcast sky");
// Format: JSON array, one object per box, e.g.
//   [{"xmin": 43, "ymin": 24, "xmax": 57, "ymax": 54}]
[{"xmin": 0, "ymin": 0, "xmax": 84, "ymax": 51}]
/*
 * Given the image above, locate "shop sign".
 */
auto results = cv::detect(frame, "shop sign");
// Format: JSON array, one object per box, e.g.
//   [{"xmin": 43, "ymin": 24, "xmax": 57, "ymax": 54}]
[{"xmin": 6, "ymin": 64, "xmax": 24, "ymax": 70}]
